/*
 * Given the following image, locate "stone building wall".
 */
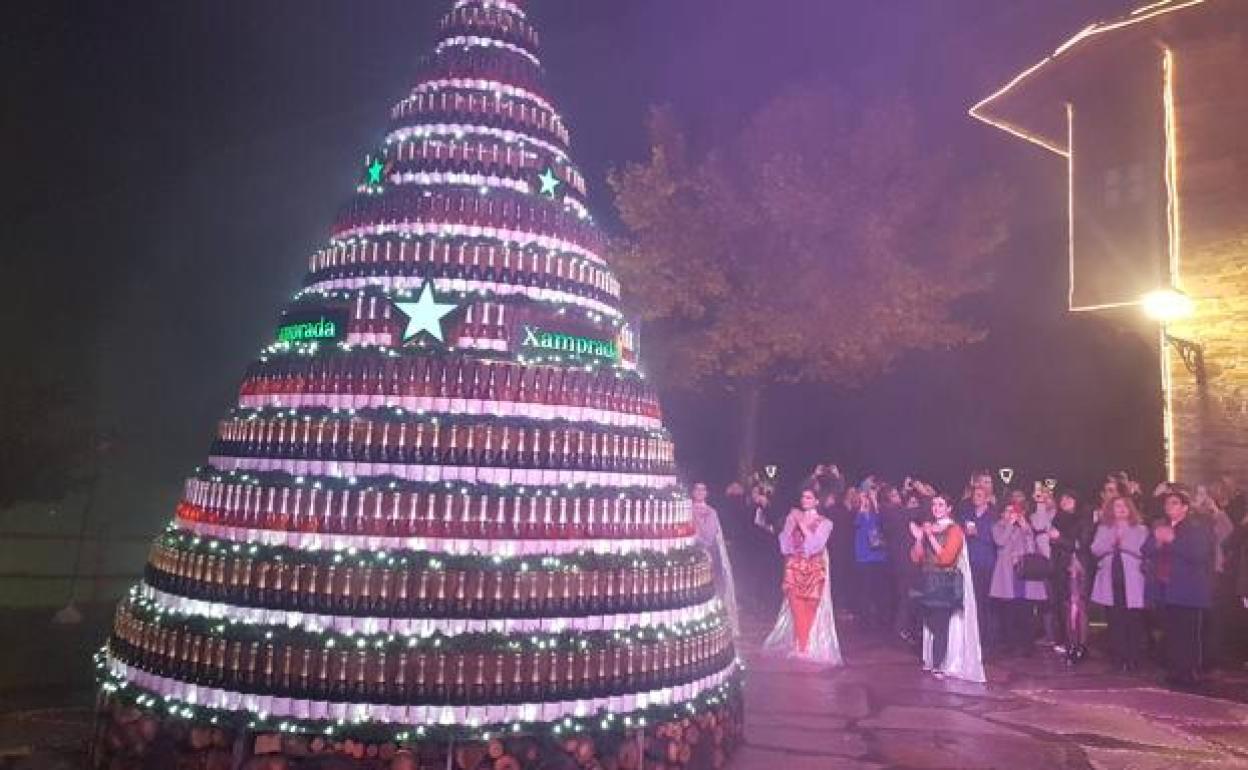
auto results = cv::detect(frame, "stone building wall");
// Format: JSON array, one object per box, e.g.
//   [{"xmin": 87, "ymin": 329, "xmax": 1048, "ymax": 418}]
[{"xmin": 1167, "ymin": 16, "xmax": 1248, "ymax": 481}]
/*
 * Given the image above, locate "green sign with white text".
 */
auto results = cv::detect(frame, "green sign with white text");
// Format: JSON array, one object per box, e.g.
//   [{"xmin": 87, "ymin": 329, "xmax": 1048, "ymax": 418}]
[
  {"xmin": 519, "ymin": 325, "xmax": 618, "ymax": 361},
  {"xmin": 277, "ymin": 310, "xmax": 347, "ymax": 344}
]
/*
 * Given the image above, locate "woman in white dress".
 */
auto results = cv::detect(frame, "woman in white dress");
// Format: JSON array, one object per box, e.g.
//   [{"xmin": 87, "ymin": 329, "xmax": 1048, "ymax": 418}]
[
  {"xmin": 910, "ymin": 494, "xmax": 986, "ymax": 682},
  {"xmin": 691, "ymin": 482, "xmax": 741, "ymax": 637},
  {"xmin": 762, "ymin": 489, "xmax": 844, "ymax": 665}
]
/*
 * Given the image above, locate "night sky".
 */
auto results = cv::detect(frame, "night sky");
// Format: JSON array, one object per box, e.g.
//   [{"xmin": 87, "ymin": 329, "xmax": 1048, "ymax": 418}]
[{"xmin": 3, "ymin": 0, "xmax": 1164, "ymax": 533}]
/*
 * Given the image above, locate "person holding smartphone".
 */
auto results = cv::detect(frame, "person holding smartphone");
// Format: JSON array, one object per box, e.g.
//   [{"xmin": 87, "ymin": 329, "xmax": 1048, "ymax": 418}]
[
  {"xmin": 853, "ymin": 486, "xmax": 889, "ymax": 629},
  {"xmin": 991, "ymin": 500, "xmax": 1050, "ymax": 656}
]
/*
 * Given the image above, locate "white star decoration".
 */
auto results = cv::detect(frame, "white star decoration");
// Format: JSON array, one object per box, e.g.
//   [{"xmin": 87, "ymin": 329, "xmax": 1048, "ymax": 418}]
[
  {"xmin": 394, "ymin": 281, "xmax": 460, "ymax": 344},
  {"xmin": 538, "ymin": 167, "xmax": 561, "ymax": 198}
]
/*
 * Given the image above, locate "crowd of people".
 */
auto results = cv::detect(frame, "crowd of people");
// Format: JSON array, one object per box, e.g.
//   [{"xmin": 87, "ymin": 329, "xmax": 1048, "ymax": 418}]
[{"xmin": 690, "ymin": 464, "xmax": 1248, "ymax": 689}]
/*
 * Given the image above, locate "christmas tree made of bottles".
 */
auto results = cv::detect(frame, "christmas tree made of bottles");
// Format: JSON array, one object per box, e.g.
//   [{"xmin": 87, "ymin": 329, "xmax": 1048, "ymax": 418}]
[{"xmin": 94, "ymin": 2, "xmax": 743, "ymax": 768}]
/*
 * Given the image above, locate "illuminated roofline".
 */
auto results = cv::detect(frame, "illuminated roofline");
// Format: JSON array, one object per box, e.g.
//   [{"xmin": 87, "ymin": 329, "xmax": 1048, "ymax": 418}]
[
  {"xmin": 1069, "ymin": 300, "xmax": 1144, "ymax": 313},
  {"xmin": 968, "ymin": 0, "xmax": 1208, "ymax": 154}
]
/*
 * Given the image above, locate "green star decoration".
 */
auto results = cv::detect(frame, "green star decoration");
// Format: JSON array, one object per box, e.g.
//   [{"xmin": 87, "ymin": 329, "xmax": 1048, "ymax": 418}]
[
  {"xmin": 394, "ymin": 281, "xmax": 460, "ymax": 345},
  {"xmin": 537, "ymin": 167, "xmax": 561, "ymax": 198},
  {"xmin": 366, "ymin": 156, "xmax": 386, "ymax": 186}
]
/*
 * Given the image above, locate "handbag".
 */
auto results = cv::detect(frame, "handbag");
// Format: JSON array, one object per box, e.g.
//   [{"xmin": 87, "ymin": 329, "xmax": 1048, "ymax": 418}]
[
  {"xmin": 1014, "ymin": 553, "xmax": 1052, "ymax": 581},
  {"xmin": 914, "ymin": 566, "xmax": 963, "ymax": 609}
]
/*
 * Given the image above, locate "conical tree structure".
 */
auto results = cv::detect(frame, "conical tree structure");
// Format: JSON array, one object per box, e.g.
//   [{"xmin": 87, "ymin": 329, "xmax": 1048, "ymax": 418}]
[{"xmin": 95, "ymin": 2, "xmax": 742, "ymax": 768}]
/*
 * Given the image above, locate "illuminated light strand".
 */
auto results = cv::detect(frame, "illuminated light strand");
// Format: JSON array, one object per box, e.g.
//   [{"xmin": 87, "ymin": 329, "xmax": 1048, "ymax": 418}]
[
  {"xmin": 95, "ymin": 659, "xmax": 742, "ymax": 745},
  {"xmin": 253, "ymin": 338, "xmax": 643, "ymax": 376},
  {"xmin": 391, "ymin": 88, "xmax": 570, "ymax": 148},
  {"xmin": 205, "ymin": 456, "xmax": 679, "ymax": 490},
  {"xmin": 137, "ymin": 534, "xmax": 711, "ymax": 607},
  {"xmin": 175, "ymin": 519, "xmax": 697, "ymax": 558},
  {"xmin": 186, "ymin": 465, "xmax": 681, "ymax": 495},
  {"xmin": 119, "ymin": 591, "xmax": 724, "ymax": 645},
  {"xmin": 1162, "ymin": 48, "xmax": 1182, "ymax": 289},
  {"xmin": 387, "ymin": 136, "xmax": 584, "ymax": 193},
  {"xmin": 1053, "ymin": 0, "xmax": 1205, "ymax": 56},
  {"xmin": 329, "ymin": 222, "xmax": 605, "ymax": 267},
  {"xmin": 435, "ymin": 35, "xmax": 541, "ymax": 68},
  {"xmin": 137, "ymin": 584, "xmax": 721, "ymax": 638},
  {"xmin": 151, "ymin": 527, "xmax": 706, "ymax": 575},
  {"xmin": 968, "ymin": 56, "xmax": 1070, "ymax": 158},
  {"xmin": 235, "ymin": 394, "xmax": 662, "ymax": 430},
  {"xmin": 453, "ymin": 0, "xmax": 527, "ymax": 19},
  {"xmin": 385, "ymin": 121, "xmax": 568, "ymax": 164},
  {"xmin": 1066, "ymin": 102, "xmax": 1078, "ymax": 311},
  {"xmin": 312, "ymin": 229, "xmax": 604, "ymax": 278},
  {"xmin": 565, "ymin": 197, "xmax": 590, "ymax": 220},
  {"xmin": 1161, "ymin": 325, "xmax": 1177, "ymax": 480},
  {"xmin": 295, "ymin": 277, "xmax": 621, "ymax": 321},
  {"xmin": 1161, "ymin": 47, "xmax": 1182, "ymax": 482},
  {"xmin": 302, "ymin": 265, "xmax": 619, "ymax": 318},
  {"xmin": 1069, "ymin": 300, "xmax": 1146, "ymax": 313},
  {"xmin": 382, "ymin": 166, "xmax": 593, "ymax": 221},
  {"xmin": 1132, "ymin": 0, "xmax": 1184, "ymax": 15},
  {"xmin": 347, "ymin": 286, "xmax": 617, "ymax": 333},
  {"xmin": 387, "ymin": 170, "xmax": 531, "ymax": 196},
  {"xmin": 176, "ymin": 488, "xmax": 689, "ymax": 543},
  {"xmin": 407, "ymin": 78, "xmax": 555, "ymax": 117},
  {"xmin": 104, "ymin": 654, "xmax": 739, "ymax": 727},
  {"xmin": 969, "ymin": 0, "xmax": 1208, "ymax": 157},
  {"xmin": 518, "ymin": 352, "xmax": 639, "ymax": 371},
  {"xmin": 447, "ymin": 334, "xmax": 509, "ymax": 353},
  {"xmin": 335, "ymin": 186, "xmax": 599, "ymax": 246},
  {"xmin": 97, "ymin": 657, "xmax": 742, "ymax": 740}
]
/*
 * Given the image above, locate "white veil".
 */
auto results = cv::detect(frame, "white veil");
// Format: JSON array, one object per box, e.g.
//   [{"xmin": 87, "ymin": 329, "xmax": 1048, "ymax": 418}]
[
  {"xmin": 693, "ymin": 504, "xmax": 741, "ymax": 638},
  {"xmin": 922, "ymin": 539, "xmax": 985, "ymax": 683},
  {"xmin": 710, "ymin": 529, "xmax": 742, "ymax": 638},
  {"xmin": 761, "ymin": 550, "xmax": 844, "ymax": 666}
]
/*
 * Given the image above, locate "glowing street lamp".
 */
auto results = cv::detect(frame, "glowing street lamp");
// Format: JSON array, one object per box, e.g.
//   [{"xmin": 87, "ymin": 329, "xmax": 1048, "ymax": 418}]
[
  {"xmin": 1142, "ymin": 288, "xmax": 1195, "ymax": 323},
  {"xmin": 1142, "ymin": 288, "xmax": 1204, "ymax": 483},
  {"xmin": 1142, "ymin": 288, "xmax": 1204, "ymax": 385}
]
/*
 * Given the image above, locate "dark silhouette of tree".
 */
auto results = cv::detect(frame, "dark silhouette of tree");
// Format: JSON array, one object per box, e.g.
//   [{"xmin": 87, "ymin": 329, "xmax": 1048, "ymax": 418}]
[{"xmin": 610, "ymin": 86, "xmax": 1010, "ymax": 477}]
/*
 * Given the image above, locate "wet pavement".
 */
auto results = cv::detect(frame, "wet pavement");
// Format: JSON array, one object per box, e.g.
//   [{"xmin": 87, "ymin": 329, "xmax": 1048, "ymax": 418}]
[
  {"xmin": 736, "ymin": 616, "xmax": 1248, "ymax": 769},
  {"xmin": 3, "ymin": 614, "xmax": 1247, "ymax": 769}
]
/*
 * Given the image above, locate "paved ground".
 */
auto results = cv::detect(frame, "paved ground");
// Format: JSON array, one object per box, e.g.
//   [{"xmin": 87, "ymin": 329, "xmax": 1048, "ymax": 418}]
[
  {"xmin": 3, "ymin": 612, "xmax": 1248, "ymax": 769},
  {"xmin": 736, "ymin": 616, "xmax": 1248, "ymax": 770}
]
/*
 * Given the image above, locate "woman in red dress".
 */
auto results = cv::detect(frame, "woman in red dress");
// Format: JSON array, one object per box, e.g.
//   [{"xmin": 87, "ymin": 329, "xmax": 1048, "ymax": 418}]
[{"xmin": 763, "ymin": 489, "xmax": 844, "ymax": 665}]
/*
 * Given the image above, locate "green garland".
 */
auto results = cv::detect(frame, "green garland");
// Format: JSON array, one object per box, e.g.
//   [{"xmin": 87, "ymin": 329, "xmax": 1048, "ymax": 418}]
[
  {"xmin": 255, "ymin": 340, "xmax": 646, "ymax": 378},
  {"xmin": 292, "ymin": 277, "xmax": 620, "ymax": 325},
  {"xmin": 96, "ymin": 648, "xmax": 744, "ymax": 744},
  {"xmin": 192, "ymin": 461, "xmax": 693, "ymax": 504},
  {"xmin": 121, "ymin": 593, "xmax": 728, "ymax": 654},
  {"xmin": 192, "ymin": 467, "xmax": 687, "ymax": 502},
  {"xmin": 157, "ymin": 527, "xmax": 710, "ymax": 574},
  {"xmin": 221, "ymin": 404, "xmax": 671, "ymax": 442}
]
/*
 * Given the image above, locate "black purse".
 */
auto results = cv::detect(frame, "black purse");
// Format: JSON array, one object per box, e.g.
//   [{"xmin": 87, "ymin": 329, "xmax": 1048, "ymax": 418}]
[
  {"xmin": 1014, "ymin": 553, "xmax": 1052, "ymax": 580},
  {"xmin": 910, "ymin": 536, "xmax": 963, "ymax": 609},
  {"xmin": 1014, "ymin": 529, "xmax": 1053, "ymax": 581},
  {"xmin": 915, "ymin": 566, "xmax": 964, "ymax": 609}
]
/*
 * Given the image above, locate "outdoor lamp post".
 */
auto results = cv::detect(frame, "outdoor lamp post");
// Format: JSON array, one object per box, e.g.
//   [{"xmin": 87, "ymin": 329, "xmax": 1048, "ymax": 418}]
[
  {"xmin": 1143, "ymin": 288, "xmax": 1204, "ymax": 385},
  {"xmin": 1142, "ymin": 288, "xmax": 1202, "ymax": 482}
]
